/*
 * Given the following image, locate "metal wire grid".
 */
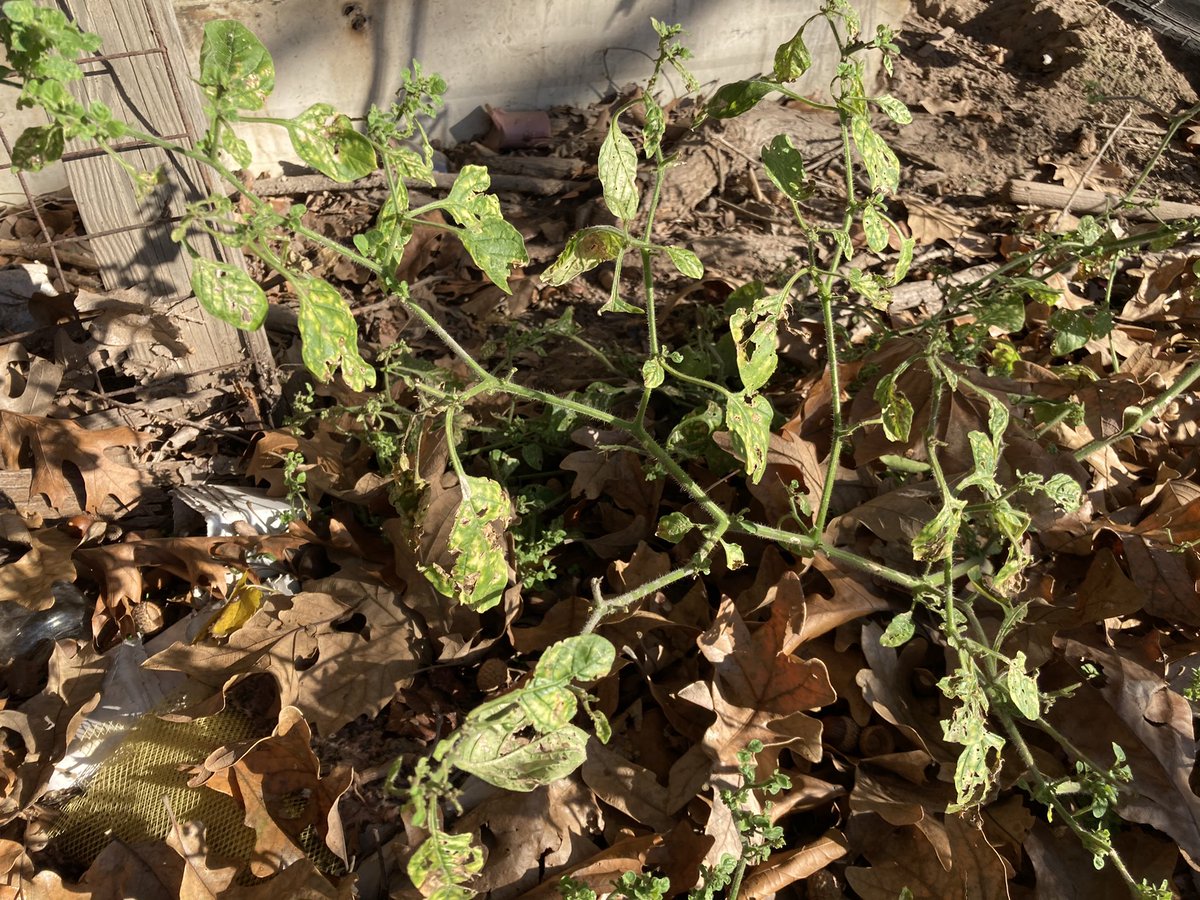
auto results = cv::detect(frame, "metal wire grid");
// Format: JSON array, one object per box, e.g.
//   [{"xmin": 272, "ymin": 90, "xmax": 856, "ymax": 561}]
[{"xmin": 0, "ymin": 0, "xmax": 205, "ymax": 292}]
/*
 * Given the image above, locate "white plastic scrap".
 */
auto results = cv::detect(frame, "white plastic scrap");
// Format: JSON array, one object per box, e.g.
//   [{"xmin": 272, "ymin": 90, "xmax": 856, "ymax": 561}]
[{"xmin": 173, "ymin": 483, "xmax": 293, "ymax": 537}]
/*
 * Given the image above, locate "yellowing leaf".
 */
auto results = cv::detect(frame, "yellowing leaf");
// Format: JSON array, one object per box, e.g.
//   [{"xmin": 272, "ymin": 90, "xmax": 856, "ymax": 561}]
[{"xmin": 207, "ymin": 575, "xmax": 263, "ymax": 638}]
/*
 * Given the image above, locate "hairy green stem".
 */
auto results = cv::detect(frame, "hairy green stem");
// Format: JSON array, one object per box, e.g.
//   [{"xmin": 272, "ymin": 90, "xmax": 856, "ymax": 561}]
[
  {"xmin": 811, "ymin": 113, "xmax": 858, "ymax": 535},
  {"xmin": 998, "ymin": 712, "xmax": 1141, "ymax": 895},
  {"xmin": 635, "ymin": 151, "xmax": 669, "ymax": 429},
  {"xmin": 1123, "ymin": 101, "xmax": 1200, "ymax": 203},
  {"xmin": 1072, "ymin": 357, "xmax": 1200, "ymax": 461}
]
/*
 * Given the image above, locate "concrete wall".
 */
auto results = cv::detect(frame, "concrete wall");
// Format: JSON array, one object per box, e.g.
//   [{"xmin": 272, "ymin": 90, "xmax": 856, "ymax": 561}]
[{"xmin": 1, "ymin": 0, "xmax": 907, "ymax": 196}]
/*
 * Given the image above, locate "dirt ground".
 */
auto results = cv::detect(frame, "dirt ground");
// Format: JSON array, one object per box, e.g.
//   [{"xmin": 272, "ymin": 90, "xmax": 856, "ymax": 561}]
[{"xmin": 890, "ymin": 0, "xmax": 1199, "ymax": 201}]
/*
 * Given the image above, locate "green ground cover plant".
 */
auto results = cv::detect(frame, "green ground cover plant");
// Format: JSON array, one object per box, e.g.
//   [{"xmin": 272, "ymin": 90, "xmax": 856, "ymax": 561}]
[{"xmin": 4, "ymin": 0, "xmax": 1200, "ymax": 895}]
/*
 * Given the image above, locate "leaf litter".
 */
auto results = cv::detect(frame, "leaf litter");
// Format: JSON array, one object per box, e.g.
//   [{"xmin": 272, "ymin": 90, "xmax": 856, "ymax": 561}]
[{"xmin": 1, "ymin": 0, "xmax": 1200, "ymax": 897}]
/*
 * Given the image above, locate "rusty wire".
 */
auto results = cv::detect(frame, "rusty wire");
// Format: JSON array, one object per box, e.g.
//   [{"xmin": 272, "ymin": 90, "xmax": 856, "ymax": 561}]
[{"xmin": 0, "ymin": 0, "xmax": 206, "ymax": 293}]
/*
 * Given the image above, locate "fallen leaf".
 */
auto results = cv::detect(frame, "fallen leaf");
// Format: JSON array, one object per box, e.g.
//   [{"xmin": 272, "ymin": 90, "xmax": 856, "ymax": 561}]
[
  {"xmin": 920, "ymin": 97, "xmax": 974, "ymax": 116},
  {"xmin": 0, "ymin": 344, "xmax": 62, "ymax": 416},
  {"xmin": 845, "ymin": 813, "xmax": 1009, "ymax": 900},
  {"xmin": 78, "ymin": 838, "xmax": 183, "ymax": 900},
  {"xmin": 0, "ymin": 641, "xmax": 106, "ymax": 823},
  {"xmin": 145, "ymin": 581, "xmax": 427, "ymax": 736},
  {"xmin": 201, "ymin": 707, "xmax": 350, "ymax": 878},
  {"xmin": 581, "ymin": 739, "xmax": 674, "ymax": 832},
  {"xmin": 904, "ymin": 199, "xmax": 995, "ymax": 257},
  {"xmin": 0, "ymin": 527, "xmax": 78, "ymax": 612},
  {"xmin": 0, "ymin": 412, "xmax": 150, "ymax": 513},
  {"xmin": 165, "ymin": 816, "xmax": 238, "ymax": 899},
  {"xmin": 1051, "ymin": 638, "xmax": 1200, "ymax": 861},
  {"xmin": 741, "ymin": 829, "xmax": 848, "ymax": 899},
  {"xmin": 678, "ymin": 595, "xmax": 837, "ymax": 768},
  {"xmin": 453, "ymin": 777, "xmax": 601, "ymax": 898},
  {"xmin": 512, "ymin": 834, "xmax": 661, "ymax": 900}
]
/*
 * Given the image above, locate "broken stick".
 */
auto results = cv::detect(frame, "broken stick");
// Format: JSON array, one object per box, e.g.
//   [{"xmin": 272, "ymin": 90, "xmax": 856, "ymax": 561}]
[{"xmin": 1006, "ymin": 179, "xmax": 1200, "ymax": 221}]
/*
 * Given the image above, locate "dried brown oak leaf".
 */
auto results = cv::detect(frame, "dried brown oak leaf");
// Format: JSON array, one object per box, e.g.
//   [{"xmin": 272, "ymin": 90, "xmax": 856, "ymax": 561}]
[
  {"xmin": 845, "ymin": 813, "xmax": 1009, "ymax": 900},
  {"xmin": 677, "ymin": 593, "xmax": 837, "ymax": 769},
  {"xmin": 0, "ymin": 527, "xmax": 79, "ymax": 612},
  {"xmin": 200, "ymin": 707, "xmax": 351, "ymax": 879},
  {"xmin": 1050, "ymin": 638, "xmax": 1200, "ymax": 863},
  {"xmin": 0, "ymin": 411, "xmax": 150, "ymax": 514},
  {"xmin": 145, "ymin": 579, "xmax": 426, "ymax": 736},
  {"xmin": 740, "ymin": 829, "xmax": 848, "ymax": 900},
  {"xmin": 165, "ymin": 817, "xmax": 238, "ymax": 898},
  {"xmin": 455, "ymin": 777, "xmax": 601, "ymax": 897},
  {"xmin": 0, "ymin": 640, "xmax": 106, "ymax": 825},
  {"xmin": 75, "ymin": 535, "xmax": 305, "ymax": 609}
]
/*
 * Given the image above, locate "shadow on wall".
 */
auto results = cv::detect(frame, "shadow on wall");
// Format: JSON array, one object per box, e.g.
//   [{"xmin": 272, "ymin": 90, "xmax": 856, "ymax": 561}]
[{"xmin": 171, "ymin": 0, "xmax": 905, "ymax": 164}]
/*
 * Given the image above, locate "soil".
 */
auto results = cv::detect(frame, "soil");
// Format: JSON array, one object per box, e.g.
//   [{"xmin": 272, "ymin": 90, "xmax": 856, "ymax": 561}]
[{"xmin": 887, "ymin": 0, "xmax": 1200, "ymax": 203}]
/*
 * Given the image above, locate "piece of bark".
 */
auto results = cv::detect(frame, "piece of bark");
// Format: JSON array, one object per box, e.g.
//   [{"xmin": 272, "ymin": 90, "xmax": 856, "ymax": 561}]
[
  {"xmin": 886, "ymin": 263, "xmax": 996, "ymax": 314},
  {"xmin": 1006, "ymin": 179, "xmax": 1200, "ymax": 220},
  {"xmin": 0, "ymin": 238, "xmax": 98, "ymax": 272}
]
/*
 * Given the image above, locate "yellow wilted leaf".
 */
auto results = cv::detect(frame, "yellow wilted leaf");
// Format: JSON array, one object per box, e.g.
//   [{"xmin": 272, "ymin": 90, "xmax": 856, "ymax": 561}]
[{"xmin": 208, "ymin": 574, "xmax": 263, "ymax": 638}]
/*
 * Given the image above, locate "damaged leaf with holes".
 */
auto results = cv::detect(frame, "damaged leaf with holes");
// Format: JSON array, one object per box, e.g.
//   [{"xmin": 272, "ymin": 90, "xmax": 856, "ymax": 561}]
[{"xmin": 421, "ymin": 475, "xmax": 513, "ymax": 612}]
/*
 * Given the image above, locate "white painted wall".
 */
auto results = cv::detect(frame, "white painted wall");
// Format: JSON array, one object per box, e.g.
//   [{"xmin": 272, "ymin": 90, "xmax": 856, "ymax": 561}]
[{"xmin": 1, "ymin": 0, "xmax": 907, "ymax": 196}]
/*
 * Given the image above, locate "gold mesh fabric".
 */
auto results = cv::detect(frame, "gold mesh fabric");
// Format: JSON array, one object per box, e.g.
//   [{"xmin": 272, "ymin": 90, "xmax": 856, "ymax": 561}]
[{"xmin": 49, "ymin": 708, "xmax": 257, "ymax": 867}]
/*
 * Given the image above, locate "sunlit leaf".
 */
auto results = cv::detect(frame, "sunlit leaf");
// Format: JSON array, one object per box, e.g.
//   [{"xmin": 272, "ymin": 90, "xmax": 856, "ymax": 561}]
[
  {"xmin": 642, "ymin": 357, "xmax": 665, "ymax": 389},
  {"xmin": 761, "ymin": 134, "xmax": 813, "ymax": 202},
  {"xmin": 536, "ymin": 634, "xmax": 616, "ymax": 683},
  {"xmin": 209, "ymin": 576, "xmax": 263, "ymax": 637},
  {"xmin": 293, "ymin": 274, "xmax": 376, "ymax": 390},
  {"xmin": 959, "ymin": 430, "xmax": 1000, "ymax": 495},
  {"xmin": 862, "ymin": 204, "xmax": 889, "ymax": 253},
  {"xmin": 423, "ymin": 475, "xmax": 512, "ymax": 612},
  {"xmin": 198, "ymin": 20, "xmax": 275, "ymax": 111},
  {"xmin": 707, "ymin": 79, "xmax": 774, "ymax": 119},
  {"xmin": 453, "ymin": 722, "xmax": 591, "ymax": 792},
  {"xmin": 192, "ymin": 256, "xmax": 268, "ymax": 330},
  {"xmin": 880, "ymin": 610, "xmax": 915, "ymax": 647},
  {"xmin": 891, "ymin": 235, "xmax": 915, "ymax": 284},
  {"xmin": 721, "ymin": 538, "xmax": 746, "ymax": 570},
  {"xmin": 656, "ymin": 511, "xmax": 696, "ymax": 542},
  {"xmin": 220, "ymin": 128, "xmax": 252, "ymax": 169},
  {"xmin": 874, "ymin": 94, "xmax": 913, "ymax": 124},
  {"xmin": 459, "ymin": 207, "xmax": 528, "ymax": 294},
  {"xmin": 664, "ymin": 245, "xmax": 704, "ymax": 279},
  {"xmin": 286, "ymin": 102, "xmax": 377, "ymax": 182},
  {"xmin": 912, "ymin": 497, "xmax": 967, "ymax": 561},
  {"xmin": 1049, "ymin": 307, "xmax": 1096, "ymax": 356},
  {"xmin": 407, "ymin": 831, "xmax": 482, "ymax": 900},
  {"xmin": 873, "ymin": 373, "xmax": 913, "ymax": 443},
  {"xmin": 598, "ymin": 117, "xmax": 639, "ymax": 220},
  {"xmin": 725, "ymin": 392, "xmax": 773, "ymax": 483},
  {"xmin": 642, "ymin": 92, "xmax": 665, "ymax": 158},
  {"xmin": 977, "ymin": 292, "xmax": 1025, "ymax": 334},
  {"xmin": 540, "ymin": 226, "xmax": 627, "ymax": 286},
  {"xmin": 773, "ymin": 29, "xmax": 811, "ymax": 81},
  {"xmin": 729, "ymin": 308, "xmax": 778, "ymax": 394},
  {"xmin": 850, "ymin": 114, "xmax": 900, "ymax": 195},
  {"xmin": 1042, "ymin": 473, "xmax": 1083, "ymax": 510}
]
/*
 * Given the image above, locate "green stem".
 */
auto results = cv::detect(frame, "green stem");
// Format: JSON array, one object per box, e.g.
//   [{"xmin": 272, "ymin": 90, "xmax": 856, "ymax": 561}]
[
  {"xmin": 811, "ymin": 114, "xmax": 857, "ymax": 535},
  {"xmin": 580, "ymin": 547, "xmax": 716, "ymax": 634},
  {"xmin": 635, "ymin": 150, "xmax": 669, "ymax": 429},
  {"xmin": 727, "ymin": 855, "xmax": 749, "ymax": 900},
  {"xmin": 660, "ymin": 359, "xmax": 732, "ymax": 397},
  {"xmin": 998, "ymin": 712, "xmax": 1141, "ymax": 896},
  {"xmin": 1123, "ymin": 101, "xmax": 1200, "ymax": 202},
  {"xmin": 1072, "ymin": 357, "xmax": 1200, "ymax": 461}
]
